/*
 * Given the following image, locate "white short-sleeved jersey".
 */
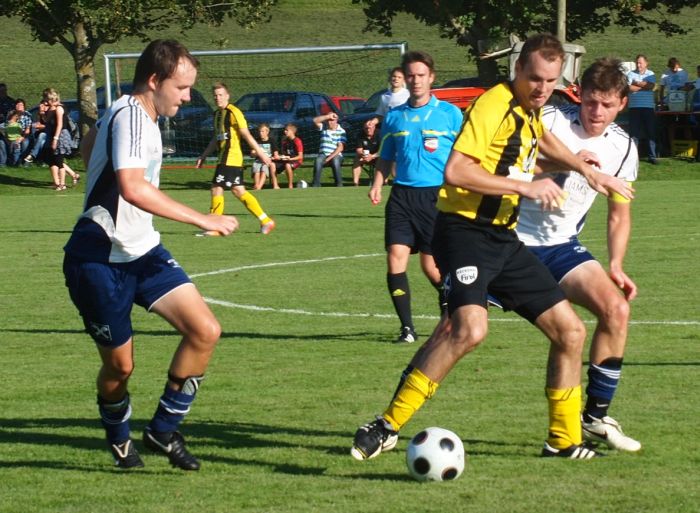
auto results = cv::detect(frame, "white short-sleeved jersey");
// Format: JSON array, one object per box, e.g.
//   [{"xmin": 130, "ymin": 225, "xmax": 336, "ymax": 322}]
[
  {"xmin": 375, "ymin": 88, "xmax": 410, "ymax": 117},
  {"xmin": 65, "ymin": 95, "xmax": 162, "ymax": 263},
  {"xmin": 516, "ymin": 104, "xmax": 638, "ymax": 247}
]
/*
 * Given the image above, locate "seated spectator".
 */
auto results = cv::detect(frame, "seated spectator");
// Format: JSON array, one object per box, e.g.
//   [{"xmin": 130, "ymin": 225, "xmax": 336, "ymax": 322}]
[
  {"xmin": 272, "ymin": 123, "xmax": 303, "ymax": 189},
  {"xmin": 14, "ymin": 99, "xmax": 33, "ymax": 162},
  {"xmin": 250, "ymin": 123, "xmax": 278, "ymax": 190},
  {"xmin": 0, "ymin": 83, "xmax": 15, "ymax": 124},
  {"xmin": 0, "ymin": 110, "xmax": 24, "ymax": 166},
  {"xmin": 659, "ymin": 57, "xmax": 689, "ymax": 107},
  {"xmin": 352, "ymin": 116, "xmax": 380, "ymax": 186},
  {"xmin": 311, "ymin": 112, "xmax": 346, "ymax": 187},
  {"xmin": 24, "ymin": 100, "xmax": 49, "ymax": 164}
]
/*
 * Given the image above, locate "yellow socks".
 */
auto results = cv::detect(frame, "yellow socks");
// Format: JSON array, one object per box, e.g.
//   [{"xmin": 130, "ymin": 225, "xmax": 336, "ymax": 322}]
[
  {"xmin": 545, "ymin": 386, "xmax": 582, "ymax": 449},
  {"xmin": 210, "ymin": 194, "xmax": 224, "ymax": 215},
  {"xmin": 239, "ymin": 191, "xmax": 271, "ymax": 224},
  {"xmin": 383, "ymin": 368, "xmax": 439, "ymax": 431}
]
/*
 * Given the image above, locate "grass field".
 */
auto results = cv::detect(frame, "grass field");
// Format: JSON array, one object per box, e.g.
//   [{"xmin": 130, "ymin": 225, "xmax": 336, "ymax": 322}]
[{"xmin": 0, "ymin": 157, "xmax": 699, "ymax": 512}]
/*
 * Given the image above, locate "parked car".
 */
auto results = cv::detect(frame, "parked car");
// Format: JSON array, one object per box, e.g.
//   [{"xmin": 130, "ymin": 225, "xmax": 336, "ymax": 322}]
[
  {"xmin": 330, "ymin": 95, "xmax": 366, "ymax": 115},
  {"xmin": 232, "ymin": 91, "xmax": 345, "ymax": 154}
]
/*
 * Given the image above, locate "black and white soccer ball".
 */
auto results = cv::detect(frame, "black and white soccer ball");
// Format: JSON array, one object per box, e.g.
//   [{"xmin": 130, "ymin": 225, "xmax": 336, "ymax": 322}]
[{"xmin": 406, "ymin": 427, "xmax": 465, "ymax": 482}]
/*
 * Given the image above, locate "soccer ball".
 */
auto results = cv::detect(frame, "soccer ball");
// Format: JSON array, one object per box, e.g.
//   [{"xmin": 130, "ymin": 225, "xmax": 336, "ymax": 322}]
[
  {"xmin": 406, "ymin": 427, "xmax": 465, "ymax": 482},
  {"xmin": 297, "ymin": 179, "xmax": 308, "ymax": 188}
]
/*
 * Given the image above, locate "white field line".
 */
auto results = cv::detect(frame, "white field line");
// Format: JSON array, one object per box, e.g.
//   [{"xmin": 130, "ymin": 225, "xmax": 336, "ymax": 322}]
[{"xmin": 195, "ymin": 254, "xmax": 699, "ymax": 327}]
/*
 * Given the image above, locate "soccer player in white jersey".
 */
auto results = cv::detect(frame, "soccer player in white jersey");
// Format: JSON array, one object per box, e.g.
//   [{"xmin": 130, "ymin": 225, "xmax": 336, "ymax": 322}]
[
  {"xmin": 63, "ymin": 40, "xmax": 238, "ymax": 470},
  {"xmin": 516, "ymin": 57, "xmax": 641, "ymax": 452}
]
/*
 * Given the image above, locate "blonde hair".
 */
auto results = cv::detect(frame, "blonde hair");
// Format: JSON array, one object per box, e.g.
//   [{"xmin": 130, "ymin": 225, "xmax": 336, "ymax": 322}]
[{"xmin": 42, "ymin": 87, "xmax": 60, "ymax": 103}]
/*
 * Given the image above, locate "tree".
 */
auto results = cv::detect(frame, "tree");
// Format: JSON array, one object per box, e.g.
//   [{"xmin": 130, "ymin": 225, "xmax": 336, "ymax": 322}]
[
  {"xmin": 352, "ymin": 0, "xmax": 699, "ymax": 81},
  {"xmin": 0, "ymin": 0, "xmax": 276, "ymax": 134}
]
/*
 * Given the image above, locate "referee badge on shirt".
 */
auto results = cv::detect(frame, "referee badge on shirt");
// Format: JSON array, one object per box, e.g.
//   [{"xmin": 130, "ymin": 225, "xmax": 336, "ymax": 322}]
[
  {"xmin": 455, "ymin": 266, "xmax": 478, "ymax": 285},
  {"xmin": 423, "ymin": 136, "xmax": 438, "ymax": 153}
]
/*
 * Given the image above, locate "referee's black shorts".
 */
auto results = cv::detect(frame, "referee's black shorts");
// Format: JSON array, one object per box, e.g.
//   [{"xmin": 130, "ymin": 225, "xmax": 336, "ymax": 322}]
[
  {"xmin": 432, "ymin": 213, "xmax": 566, "ymax": 324},
  {"xmin": 385, "ymin": 184, "xmax": 440, "ymax": 255}
]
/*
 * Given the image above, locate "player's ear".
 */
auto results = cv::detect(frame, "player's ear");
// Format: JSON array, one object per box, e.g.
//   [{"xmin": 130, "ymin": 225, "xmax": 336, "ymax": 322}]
[
  {"xmin": 619, "ymin": 95, "xmax": 628, "ymax": 112},
  {"xmin": 146, "ymin": 73, "xmax": 159, "ymax": 92}
]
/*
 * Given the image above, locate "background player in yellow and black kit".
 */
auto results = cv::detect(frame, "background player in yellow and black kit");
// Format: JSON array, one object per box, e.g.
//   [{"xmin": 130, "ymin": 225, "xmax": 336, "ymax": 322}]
[
  {"xmin": 352, "ymin": 34, "xmax": 635, "ymax": 462},
  {"xmin": 196, "ymin": 82, "xmax": 275, "ymax": 235}
]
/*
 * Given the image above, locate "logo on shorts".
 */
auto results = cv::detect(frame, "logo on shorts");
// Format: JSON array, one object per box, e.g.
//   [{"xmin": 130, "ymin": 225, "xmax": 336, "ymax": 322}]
[
  {"xmin": 89, "ymin": 322, "xmax": 113, "ymax": 342},
  {"xmin": 167, "ymin": 258, "xmax": 181, "ymax": 269},
  {"xmin": 574, "ymin": 245, "xmax": 587, "ymax": 253},
  {"xmin": 455, "ymin": 266, "xmax": 478, "ymax": 285},
  {"xmin": 215, "ymin": 174, "xmax": 225, "ymax": 183}
]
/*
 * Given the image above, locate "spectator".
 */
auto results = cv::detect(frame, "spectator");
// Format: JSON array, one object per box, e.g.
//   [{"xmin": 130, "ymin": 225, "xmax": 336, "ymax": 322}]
[
  {"xmin": 351, "ymin": 116, "xmax": 380, "ymax": 186},
  {"xmin": 0, "ymin": 110, "xmax": 23, "ymax": 166},
  {"xmin": 659, "ymin": 57, "xmax": 689, "ymax": 107},
  {"xmin": 14, "ymin": 99, "xmax": 33, "ymax": 162},
  {"xmin": 627, "ymin": 54, "xmax": 658, "ymax": 164},
  {"xmin": 311, "ymin": 112, "xmax": 346, "ymax": 187},
  {"xmin": 42, "ymin": 88, "xmax": 80, "ymax": 190},
  {"xmin": 24, "ymin": 100, "xmax": 49, "ymax": 164},
  {"xmin": 0, "ymin": 83, "xmax": 15, "ymax": 123},
  {"xmin": 272, "ymin": 123, "xmax": 303, "ymax": 188},
  {"xmin": 250, "ymin": 123, "xmax": 278, "ymax": 190},
  {"xmin": 375, "ymin": 67, "xmax": 410, "ymax": 119}
]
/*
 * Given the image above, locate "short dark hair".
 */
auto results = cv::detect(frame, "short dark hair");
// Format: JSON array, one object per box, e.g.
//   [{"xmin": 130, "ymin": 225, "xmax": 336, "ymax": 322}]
[
  {"xmin": 635, "ymin": 54, "xmax": 647, "ymax": 62},
  {"xmin": 517, "ymin": 33, "xmax": 564, "ymax": 67},
  {"xmin": 15, "ymin": 98, "xmax": 25, "ymax": 106},
  {"xmin": 667, "ymin": 57, "xmax": 680, "ymax": 68},
  {"xmin": 581, "ymin": 58, "xmax": 629, "ymax": 99},
  {"xmin": 389, "ymin": 66, "xmax": 404, "ymax": 77},
  {"xmin": 401, "ymin": 50, "xmax": 435, "ymax": 75},
  {"xmin": 133, "ymin": 39, "xmax": 199, "ymax": 89}
]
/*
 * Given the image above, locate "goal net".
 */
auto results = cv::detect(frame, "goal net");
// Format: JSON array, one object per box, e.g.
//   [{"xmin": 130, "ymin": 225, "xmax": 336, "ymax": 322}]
[{"xmin": 104, "ymin": 43, "xmax": 406, "ymax": 158}]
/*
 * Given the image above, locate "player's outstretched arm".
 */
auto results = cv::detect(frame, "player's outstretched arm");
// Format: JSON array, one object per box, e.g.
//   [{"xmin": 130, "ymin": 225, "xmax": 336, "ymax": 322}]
[
  {"xmin": 117, "ymin": 167, "xmax": 238, "ymax": 235},
  {"xmin": 607, "ymin": 199, "xmax": 637, "ymax": 300},
  {"xmin": 369, "ymin": 158, "xmax": 389, "ymax": 205}
]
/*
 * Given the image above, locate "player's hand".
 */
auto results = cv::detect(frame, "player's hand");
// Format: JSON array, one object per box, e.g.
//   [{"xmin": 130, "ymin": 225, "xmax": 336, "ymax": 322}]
[
  {"xmin": 368, "ymin": 185, "xmax": 382, "ymax": 205},
  {"xmin": 587, "ymin": 170, "xmax": 635, "ymax": 200},
  {"xmin": 577, "ymin": 149, "xmax": 601, "ymax": 169},
  {"xmin": 609, "ymin": 267, "xmax": 637, "ymax": 301},
  {"xmin": 201, "ymin": 214, "xmax": 239, "ymax": 236},
  {"xmin": 523, "ymin": 177, "xmax": 567, "ymax": 210},
  {"xmin": 261, "ymin": 154, "xmax": 273, "ymax": 167}
]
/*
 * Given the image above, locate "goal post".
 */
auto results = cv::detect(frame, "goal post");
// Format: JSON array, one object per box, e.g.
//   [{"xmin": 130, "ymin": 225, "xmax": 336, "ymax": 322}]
[{"xmin": 103, "ymin": 43, "xmax": 407, "ymax": 157}]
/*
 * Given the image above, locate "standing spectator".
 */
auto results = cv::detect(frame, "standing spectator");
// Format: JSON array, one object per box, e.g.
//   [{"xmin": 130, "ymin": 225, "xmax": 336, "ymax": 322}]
[
  {"xmin": 24, "ymin": 100, "xmax": 49, "ymax": 164},
  {"xmin": 64, "ymin": 39, "xmax": 238, "ymax": 470},
  {"xmin": 311, "ymin": 112, "xmax": 346, "ymax": 187},
  {"xmin": 196, "ymin": 82, "xmax": 276, "ymax": 235},
  {"xmin": 42, "ymin": 88, "xmax": 79, "ymax": 189},
  {"xmin": 375, "ymin": 67, "xmax": 410, "ymax": 119},
  {"xmin": 0, "ymin": 83, "xmax": 15, "ymax": 123},
  {"xmin": 272, "ymin": 123, "xmax": 304, "ymax": 188},
  {"xmin": 368, "ymin": 50, "xmax": 463, "ymax": 343},
  {"xmin": 627, "ymin": 54, "xmax": 658, "ymax": 164},
  {"xmin": 14, "ymin": 99, "xmax": 33, "ymax": 161},
  {"xmin": 517, "ymin": 58, "xmax": 641, "ymax": 452},
  {"xmin": 250, "ymin": 123, "xmax": 278, "ymax": 190},
  {"xmin": 351, "ymin": 34, "xmax": 633, "ymax": 462},
  {"xmin": 659, "ymin": 57, "xmax": 689, "ymax": 107},
  {"xmin": 351, "ymin": 116, "xmax": 380, "ymax": 186}
]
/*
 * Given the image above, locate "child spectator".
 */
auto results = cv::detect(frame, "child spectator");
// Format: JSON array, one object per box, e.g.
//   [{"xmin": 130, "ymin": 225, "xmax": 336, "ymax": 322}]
[
  {"xmin": 0, "ymin": 109, "xmax": 23, "ymax": 166},
  {"xmin": 273, "ymin": 123, "xmax": 304, "ymax": 189},
  {"xmin": 250, "ymin": 123, "xmax": 278, "ymax": 190}
]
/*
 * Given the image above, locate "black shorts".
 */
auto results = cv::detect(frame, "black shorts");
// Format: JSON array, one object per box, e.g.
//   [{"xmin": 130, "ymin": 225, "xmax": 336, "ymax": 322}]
[
  {"xmin": 212, "ymin": 164, "xmax": 245, "ymax": 188},
  {"xmin": 385, "ymin": 185, "xmax": 440, "ymax": 254},
  {"xmin": 432, "ymin": 213, "xmax": 566, "ymax": 324}
]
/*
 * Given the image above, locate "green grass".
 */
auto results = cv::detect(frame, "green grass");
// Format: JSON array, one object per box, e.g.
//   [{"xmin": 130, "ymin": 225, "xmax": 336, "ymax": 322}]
[{"xmin": 0, "ymin": 159, "xmax": 699, "ymax": 512}]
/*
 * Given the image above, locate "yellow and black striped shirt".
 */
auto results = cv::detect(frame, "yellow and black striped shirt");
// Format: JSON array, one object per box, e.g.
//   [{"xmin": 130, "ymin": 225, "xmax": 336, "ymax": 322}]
[
  {"xmin": 437, "ymin": 83, "xmax": 544, "ymax": 229},
  {"xmin": 215, "ymin": 103, "xmax": 247, "ymax": 167}
]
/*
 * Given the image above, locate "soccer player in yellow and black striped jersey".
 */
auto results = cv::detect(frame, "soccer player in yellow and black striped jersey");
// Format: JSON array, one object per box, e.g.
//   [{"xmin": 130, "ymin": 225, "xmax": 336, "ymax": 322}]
[
  {"xmin": 196, "ymin": 82, "xmax": 275, "ymax": 236},
  {"xmin": 351, "ymin": 34, "xmax": 635, "ymax": 462}
]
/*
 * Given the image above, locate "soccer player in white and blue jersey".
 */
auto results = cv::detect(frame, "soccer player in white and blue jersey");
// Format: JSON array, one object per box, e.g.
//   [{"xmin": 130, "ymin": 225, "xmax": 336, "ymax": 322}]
[
  {"xmin": 517, "ymin": 57, "xmax": 641, "ymax": 452},
  {"xmin": 63, "ymin": 40, "xmax": 238, "ymax": 470}
]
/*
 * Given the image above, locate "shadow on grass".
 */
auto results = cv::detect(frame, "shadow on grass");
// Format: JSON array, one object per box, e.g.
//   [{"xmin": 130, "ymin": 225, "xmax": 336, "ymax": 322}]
[{"xmin": 0, "ymin": 170, "xmax": 50, "ymax": 189}]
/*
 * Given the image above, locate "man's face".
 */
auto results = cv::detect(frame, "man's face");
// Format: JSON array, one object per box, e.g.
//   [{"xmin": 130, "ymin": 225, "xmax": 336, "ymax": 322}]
[
  {"xmin": 513, "ymin": 51, "xmax": 562, "ymax": 111},
  {"xmin": 390, "ymin": 71, "xmax": 405, "ymax": 89},
  {"xmin": 636, "ymin": 57, "xmax": 648, "ymax": 73},
  {"xmin": 15, "ymin": 101, "xmax": 25, "ymax": 112},
  {"xmin": 213, "ymin": 87, "xmax": 230, "ymax": 110},
  {"xmin": 152, "ymin": 58, "xmax": 196, "ymax": 118},
  {"xmin": 405, "ymin": 61, "xmax": 434, "ymax": 103},
  {"xmin": 580, "ymin": 88, "xmax": 627, "ymax": 137}
]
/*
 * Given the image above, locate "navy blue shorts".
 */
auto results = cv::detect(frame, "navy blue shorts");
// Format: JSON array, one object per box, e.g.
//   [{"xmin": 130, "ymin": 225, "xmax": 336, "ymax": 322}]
[
  {"xmin": 63, "ymin": 244, "xmax": 192, "ymax": 347},
  {"xmin": 385, "ymin": 184, "xmax": 440, "ymax": 254},
  {"xmin": 432, "ymin": 213, "xmax": 565, "ymax": 324},
  {"xmin": 527, "ymin": 239, "xmax": 596, "ymax": 282}
]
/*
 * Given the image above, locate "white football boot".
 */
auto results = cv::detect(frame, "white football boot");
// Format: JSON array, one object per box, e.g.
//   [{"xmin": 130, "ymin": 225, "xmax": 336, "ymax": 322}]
[{"xmin": 582, "ymin": 415, "xmax": 641, "ymax": 452}]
